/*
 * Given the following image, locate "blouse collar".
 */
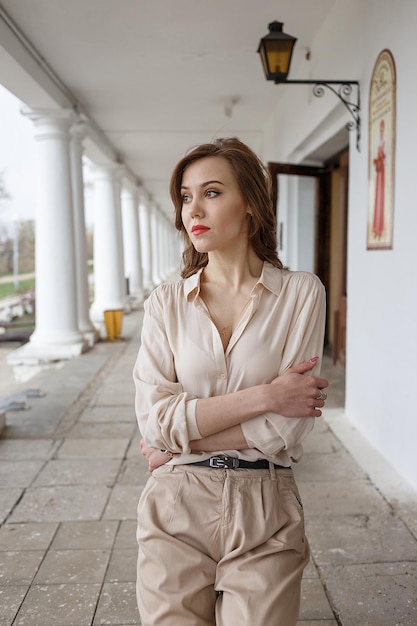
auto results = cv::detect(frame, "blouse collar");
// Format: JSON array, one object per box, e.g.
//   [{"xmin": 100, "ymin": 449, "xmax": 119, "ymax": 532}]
[{"xmin": 184, "ymin": 261, "xmax": 283, "ymax": 301}]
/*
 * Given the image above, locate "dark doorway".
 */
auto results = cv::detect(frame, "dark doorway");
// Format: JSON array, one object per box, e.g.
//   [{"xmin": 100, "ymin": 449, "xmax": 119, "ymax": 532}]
[{"xmin": 268, "ymin": 150, "xmax": 349, "ymax": 366}]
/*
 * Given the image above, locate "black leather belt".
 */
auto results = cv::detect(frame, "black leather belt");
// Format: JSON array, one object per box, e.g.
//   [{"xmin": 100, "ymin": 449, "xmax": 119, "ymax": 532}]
[{"xmin": 189, "ymin": 454, "xmax": 289, "ymax": 470}]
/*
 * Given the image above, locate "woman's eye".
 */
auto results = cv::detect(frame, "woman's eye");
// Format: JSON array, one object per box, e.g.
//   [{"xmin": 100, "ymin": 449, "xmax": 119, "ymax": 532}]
[
  {"xmin": 206, "ymin": 189, "xmax": 219, "ymax": 198},
  {"xmin": 181, "ymin": 194, "xmax": 191, "ymax": 204}
]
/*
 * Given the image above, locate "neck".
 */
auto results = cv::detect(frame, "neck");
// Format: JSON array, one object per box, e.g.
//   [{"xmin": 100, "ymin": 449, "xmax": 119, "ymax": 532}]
[{"xmin": 203, "ymin": 247, "xmax": 263, "ymax": 290}]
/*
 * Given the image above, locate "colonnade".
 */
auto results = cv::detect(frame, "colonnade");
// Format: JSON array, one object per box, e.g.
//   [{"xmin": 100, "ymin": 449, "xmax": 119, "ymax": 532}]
[{"xmin": 8, "ymin": 108, "xmax": 179, "ymax": 365}]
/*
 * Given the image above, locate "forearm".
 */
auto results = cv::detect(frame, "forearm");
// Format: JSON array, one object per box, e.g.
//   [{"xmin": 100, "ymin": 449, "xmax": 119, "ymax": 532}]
[
  {"xmin": 190, "ymin": 425, "xmax": 248, "ymax": 452},
  {"xmin": 195, "ymin": 359, "xmax": 327, "ymax": 439},
  {"xmin": 140, "ymin": 426, "xmax": 249, "ymax": 473},
  {"xmin": 195, "ymin": 385, "xmax": 268, "ymax": 438}
]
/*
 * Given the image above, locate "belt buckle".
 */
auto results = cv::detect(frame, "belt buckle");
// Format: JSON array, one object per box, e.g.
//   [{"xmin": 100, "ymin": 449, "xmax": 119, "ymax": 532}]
[{"xmin": 209, "ymin": 455, "xmax": 239, "ymax": 469}]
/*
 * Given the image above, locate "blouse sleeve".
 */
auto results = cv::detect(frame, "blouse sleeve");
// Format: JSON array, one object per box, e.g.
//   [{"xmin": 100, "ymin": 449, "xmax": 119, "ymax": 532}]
[
  {"xmin": 133, "ymin": 288, "xmax": 200, "ymax": 453},
  {"xmin": 241, "ymin": 275, "xmax": 326, "ymax": 460}
]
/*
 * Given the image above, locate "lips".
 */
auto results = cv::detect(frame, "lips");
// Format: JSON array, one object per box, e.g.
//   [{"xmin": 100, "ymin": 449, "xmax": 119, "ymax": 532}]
[{"xmin": 191, "ymin": 225, "xmax": 210, "ymax": 236}]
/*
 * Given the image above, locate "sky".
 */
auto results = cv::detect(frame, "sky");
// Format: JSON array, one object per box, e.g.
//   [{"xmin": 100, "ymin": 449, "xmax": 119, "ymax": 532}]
[
  {"xmin": 0, "ymin": 84, "xmax": 96, "ymax": 233},
  {"xmin": 0, "ymin": 84, "xmax": 37, "ymax": 230}
]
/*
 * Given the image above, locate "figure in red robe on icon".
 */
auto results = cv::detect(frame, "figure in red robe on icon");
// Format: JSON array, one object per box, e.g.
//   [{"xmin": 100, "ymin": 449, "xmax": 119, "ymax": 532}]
[{"xmin": 372, "ymin": 119, "xmax": 386, "ymax": 239}]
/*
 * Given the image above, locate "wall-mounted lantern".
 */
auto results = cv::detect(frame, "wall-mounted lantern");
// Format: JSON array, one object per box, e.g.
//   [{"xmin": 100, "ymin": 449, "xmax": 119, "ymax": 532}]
[{"xmin": 257, "ymin": 21, "xmax": 361, "ymax": 151}]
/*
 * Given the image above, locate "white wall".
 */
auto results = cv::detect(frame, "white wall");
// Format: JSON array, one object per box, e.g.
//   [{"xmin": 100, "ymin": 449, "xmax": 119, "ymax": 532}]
[
  {"xmin": 263, "ymin": 0, "xmax": 417, "ymax": 489},
  {"xmin": 347, "ymin": 0, "xmax": 417, "ymax": 490}
]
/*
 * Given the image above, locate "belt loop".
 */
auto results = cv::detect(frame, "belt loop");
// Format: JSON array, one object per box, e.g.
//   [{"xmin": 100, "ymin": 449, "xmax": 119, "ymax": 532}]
[{"xmin": 268, "ymin": 461, "xmax": 275, "ymax": 479}]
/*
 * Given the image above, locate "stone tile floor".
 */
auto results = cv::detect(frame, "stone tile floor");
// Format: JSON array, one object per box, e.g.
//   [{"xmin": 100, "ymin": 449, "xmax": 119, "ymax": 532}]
[{"xmin": 0, "ymin": 309, "xmax": 416, "ymax": 625}]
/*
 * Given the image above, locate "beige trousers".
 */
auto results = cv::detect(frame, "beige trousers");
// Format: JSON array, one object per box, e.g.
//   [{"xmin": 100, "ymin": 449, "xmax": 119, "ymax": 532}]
[{"xmin": 136, "ymin": 464, "xmax": 309, "ymax": 626}]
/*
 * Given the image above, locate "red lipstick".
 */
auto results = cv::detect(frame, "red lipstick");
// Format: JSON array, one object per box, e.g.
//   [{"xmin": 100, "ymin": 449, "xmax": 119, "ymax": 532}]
[{"xmin": 191, "ymin": 225, "xmax": 210, "ymax": 236}]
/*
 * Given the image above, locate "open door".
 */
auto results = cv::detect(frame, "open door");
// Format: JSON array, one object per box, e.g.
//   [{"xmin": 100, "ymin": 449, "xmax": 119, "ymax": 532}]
[
  {"xmin": 268, "ymin": 153, "xmax": 348, "ymax": 366},
  {"xmin": 329, "ymin": 150, "xmax": 349, "ymax": 366}
]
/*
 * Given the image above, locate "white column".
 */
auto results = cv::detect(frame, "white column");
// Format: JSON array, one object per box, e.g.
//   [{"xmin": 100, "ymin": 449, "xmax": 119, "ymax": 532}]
[
  {"xmin": 166, "ymin": 218, "xmax": 177, "ymax": 276},
  {"xmin": 151, "ymin": 204, "xmax": 163, "ymax": 285},
  {"xmin": 114, "ymin": 167, "xmax": 128, "ymax": 309},
  {"xmin": 159, "ymin": 217, "xmax": 166, "ymax": 279},
  {"xmin": 159, "ymin": 213, "xmax": 166, "ymax": 279},
  {"xmin": 162, "ymin": 215, "xmax": 171, "ymax": 278},
  {"xmin": 169, "ymin": 225, "xmax": 176, "ymax": 272},
  {"xmin": 89, "ymin": 164, "xmax": 125, "ymax": 338},
  {"xmin": 8, "ymin": 109, "xmax": 86, "ymax": 365},
  {"xmin": 70, "ymin": 123, "xmax": 97, "ymax": 347},
  {"xmin": 175, "ymin": 227, "xmax": 182, "ymax": 271},
  {"xmin": 121, "ymin": 185, "xmax": 144, "ymax": 303},
  {"xmin": 139, "ymin": 198, "xmax": 154, "ymax": 292},
  {"xmin": 167, "ymin": 226, "xmax": 173, "ymax": 274}
]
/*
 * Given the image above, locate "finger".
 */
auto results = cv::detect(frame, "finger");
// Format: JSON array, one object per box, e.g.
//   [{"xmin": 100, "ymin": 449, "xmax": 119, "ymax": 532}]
[
  {"xmin": 305, "ymin": 376, "xmax": 329, "ymax": 390},
  {"xmin": 287, "ymin": 358, "xmax": 319, "ymax": 375},
  {"xmin": 307, "ymin": 405, "xmax": 323, "ymax": 417}
]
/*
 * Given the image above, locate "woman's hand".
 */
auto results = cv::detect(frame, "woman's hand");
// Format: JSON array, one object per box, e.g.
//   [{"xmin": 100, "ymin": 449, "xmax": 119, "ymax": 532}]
[
  {"xmin": 140, "ymin": 438, "xmax": 173, "ymax": 472},
  {"xmin": 268, "ymin": 358, "xmax": 329, "ymax": 418}
]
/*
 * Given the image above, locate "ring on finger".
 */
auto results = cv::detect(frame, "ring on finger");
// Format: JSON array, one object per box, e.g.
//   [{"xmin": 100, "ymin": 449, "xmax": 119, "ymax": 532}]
[{"xmin": 317, "ymin": 389, "xmax": 327, "ymax": 401}]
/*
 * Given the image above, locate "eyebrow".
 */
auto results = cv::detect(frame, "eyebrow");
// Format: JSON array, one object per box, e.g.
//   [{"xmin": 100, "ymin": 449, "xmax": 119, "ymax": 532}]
[{"xmin": 181, "ymin": 179, "xmax": 225, "ymax": 190}]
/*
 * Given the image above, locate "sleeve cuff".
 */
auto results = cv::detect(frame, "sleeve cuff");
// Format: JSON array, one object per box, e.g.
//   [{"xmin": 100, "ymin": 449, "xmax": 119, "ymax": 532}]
[
  {"xmin": 241, "ymin": 417, "xmax": 266, "ymax": 448},
  {"xmin": 185, "ymin": 398, "xmax": 202, "ymax": 440},
  {"xmin": 241, "ymin": 414, "xmax": 315, "ymax": 457}
]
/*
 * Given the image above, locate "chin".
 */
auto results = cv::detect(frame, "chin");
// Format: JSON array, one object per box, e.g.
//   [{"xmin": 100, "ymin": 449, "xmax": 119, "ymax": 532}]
[
  {"xmin": 192, "ymin": 244, "xmax": 212, "ymax": 254},
  {"xmin": 190, "ymin": 239, "xmax": 213, "ymax": 253}
]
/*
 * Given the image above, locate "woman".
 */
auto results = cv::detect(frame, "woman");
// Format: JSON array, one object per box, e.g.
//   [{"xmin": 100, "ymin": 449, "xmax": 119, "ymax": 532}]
[
  {"xmin": 133, "ymin": 137, "xmax": 328, "ymax": 626},
  {"xmin": 372, "ymin": 118, "xmax": 386, "ymax": 240}
]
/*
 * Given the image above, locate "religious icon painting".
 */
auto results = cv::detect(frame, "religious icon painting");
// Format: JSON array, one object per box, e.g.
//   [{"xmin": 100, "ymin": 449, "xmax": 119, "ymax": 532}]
[{"xmin": 367, "ymin": 49, "xmax": 396, "ymax": 250}]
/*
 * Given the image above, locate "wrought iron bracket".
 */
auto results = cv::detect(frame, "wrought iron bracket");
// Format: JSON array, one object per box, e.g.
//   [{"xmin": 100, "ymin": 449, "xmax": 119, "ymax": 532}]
[{"xmin": 278, "ymin": 80, "xmax": 361, "ymax": 152}]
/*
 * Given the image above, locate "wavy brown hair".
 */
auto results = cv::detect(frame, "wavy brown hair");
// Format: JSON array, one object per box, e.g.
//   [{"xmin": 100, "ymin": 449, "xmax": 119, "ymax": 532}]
[{"xmin": 170, "ymin": 137, "xmax": 283, "ymax": 278}]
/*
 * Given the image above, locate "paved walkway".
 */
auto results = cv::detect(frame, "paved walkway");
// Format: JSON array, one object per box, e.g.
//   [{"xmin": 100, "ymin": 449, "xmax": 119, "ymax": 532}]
[
  {"xmin": 0, "ymin": 308, "xmax": 416, "ymax": 625},
  {"xmin": 0, "ymin": 273, "xmax": 35, "ymax": 285}
]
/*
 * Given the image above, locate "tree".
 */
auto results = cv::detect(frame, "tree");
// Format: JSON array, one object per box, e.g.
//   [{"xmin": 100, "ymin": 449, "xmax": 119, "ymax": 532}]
[
  {"xmin": 0, "ymin": 173, "xmax": 35, "ymax": 275},
  {"xmin": 0, "ymin": 172, "xmax": 12, "ymax": 273},
  {"xmin": 18, "ymin": 220, "xmax": 35, "ymax": 272},
  {"xmin": 0, "ymin": 170, "xmax": 10, "ymax": 200}
]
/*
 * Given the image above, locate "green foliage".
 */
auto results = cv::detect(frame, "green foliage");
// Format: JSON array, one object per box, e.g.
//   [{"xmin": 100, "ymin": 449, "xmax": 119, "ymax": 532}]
[
  {"xmin": 0, "ymin": 278, "xmax": 35, "ymax": 299},
  {"xmin": 0, "ymin": 220, "xmax": 35, "ymax": 274}
]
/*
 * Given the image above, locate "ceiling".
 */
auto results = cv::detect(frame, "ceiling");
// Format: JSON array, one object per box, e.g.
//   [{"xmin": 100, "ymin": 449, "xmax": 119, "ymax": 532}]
[{"xmin": 0, "ymin": 0, "xmax": 336, "ymax": 216}]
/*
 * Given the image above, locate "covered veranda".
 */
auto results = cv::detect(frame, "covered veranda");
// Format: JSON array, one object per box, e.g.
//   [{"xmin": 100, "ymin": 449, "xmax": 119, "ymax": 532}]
[{"xmin": 1, "ymin": 2, "xmax": 417, "ymax": 624}]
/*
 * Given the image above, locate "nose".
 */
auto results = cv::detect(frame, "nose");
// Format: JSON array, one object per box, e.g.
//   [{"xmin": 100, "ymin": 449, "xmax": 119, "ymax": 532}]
[{"xmin": 187, "ymin": 196, "xmax": 204, "ymax": 219}]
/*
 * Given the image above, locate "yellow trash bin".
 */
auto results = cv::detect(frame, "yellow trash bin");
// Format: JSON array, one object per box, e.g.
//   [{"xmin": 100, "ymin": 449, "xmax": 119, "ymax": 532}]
[{"xmin": 103, "ymin": 310, "xmax": 123, "ymax": 341}]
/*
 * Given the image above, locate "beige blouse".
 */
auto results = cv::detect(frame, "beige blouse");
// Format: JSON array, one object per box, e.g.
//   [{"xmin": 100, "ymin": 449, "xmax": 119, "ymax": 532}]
[{"xmin": 133, "ymin": 262, "xmax": 326, "ymax": 467}]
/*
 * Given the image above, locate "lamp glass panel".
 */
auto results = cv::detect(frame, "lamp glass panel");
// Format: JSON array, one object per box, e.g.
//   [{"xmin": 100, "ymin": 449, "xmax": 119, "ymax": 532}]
[
  {"xmin": 265, "ymin": 41, "xmax": 293, "ymax": 75},
  {"xmin": 259, "ymin": 50, "xmax": 270, "ymax": 77}
]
